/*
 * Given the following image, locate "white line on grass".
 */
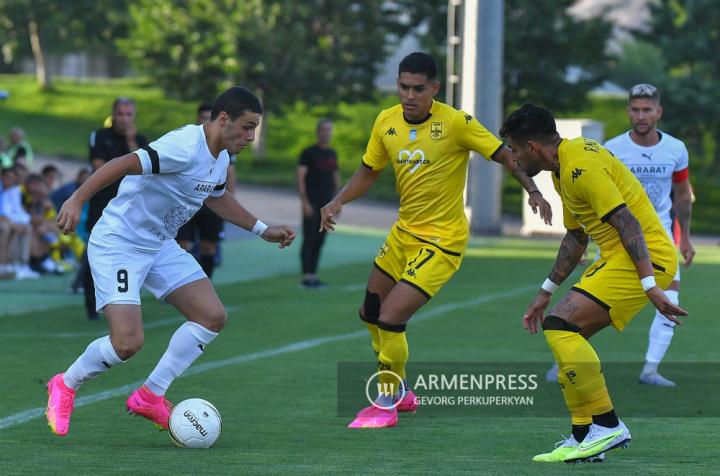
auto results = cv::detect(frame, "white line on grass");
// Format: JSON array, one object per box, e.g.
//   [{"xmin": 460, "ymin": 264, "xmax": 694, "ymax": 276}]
[{"xmin": 0, "ymin": 285, "xmax": 535, "ymax": 431}]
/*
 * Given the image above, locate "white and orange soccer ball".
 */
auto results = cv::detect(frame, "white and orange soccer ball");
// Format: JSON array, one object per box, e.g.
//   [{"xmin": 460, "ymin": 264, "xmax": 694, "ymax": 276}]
[{"xmin": 168, "ymin": 398, "xmax": 222, "ymax": 449}]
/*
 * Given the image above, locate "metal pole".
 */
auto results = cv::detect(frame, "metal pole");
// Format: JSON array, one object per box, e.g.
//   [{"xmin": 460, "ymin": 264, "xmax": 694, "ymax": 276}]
[
  {"xmin": 446, "ymin": 0, "xmax": 462, "ymax": 107},
  {"xmin": 462, "ymin": 0, "xmax": 504, "ymax": 235}
]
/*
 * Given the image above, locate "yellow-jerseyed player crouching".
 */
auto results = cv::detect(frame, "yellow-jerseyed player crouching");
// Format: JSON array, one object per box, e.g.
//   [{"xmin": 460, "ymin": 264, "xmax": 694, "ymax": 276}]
[
  {"xmin": 500, "ymin": 104, "xmax": 687, "ymax": 463},
  {"xmin": 320, "ymin": 52, "xmax": 552, "ymax": 429}
]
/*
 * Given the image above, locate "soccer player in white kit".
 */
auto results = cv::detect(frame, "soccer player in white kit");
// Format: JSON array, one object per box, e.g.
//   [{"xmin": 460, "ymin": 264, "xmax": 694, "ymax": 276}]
[
  {"xmin": 45, "ymin": 86, "xmax": 296, "ymax": 436},
  {"xmin": 604, "ymin": 83, "xmax": 695, "ymax": 386}
]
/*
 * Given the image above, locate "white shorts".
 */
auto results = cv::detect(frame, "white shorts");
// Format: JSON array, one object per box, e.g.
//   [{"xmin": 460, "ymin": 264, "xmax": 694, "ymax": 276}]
[{"xmin": 88, "ymin": 234, "xmax": 206, "ymax": 312}]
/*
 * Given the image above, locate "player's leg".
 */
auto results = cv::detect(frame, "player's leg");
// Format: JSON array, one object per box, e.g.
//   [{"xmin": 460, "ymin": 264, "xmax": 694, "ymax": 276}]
[
  {"xmin": 47, "ymin": 304, "xmax": 142, "ymax": 436},
  {"xmin": 374, "ymin": 281, "xmax": 428, "ymax": 401},
  {"xmin": 534, "ymin": 290, "xmax": 627, "ymax": 462},
  {"xmin": 47, "ymin": 234, "xmax": 150, "ymax": 436},
  {"xmin": 359, "ymin": 228, "xmax": 405, "ymax": 360},
  {"xmin": 196, "ymin": 206, "xmax": 222, "ymax": 279},
  {"xmin": 350, "ymin": 231, "xmax": 461, "ymax": 428},
  {"xmin": 127, "ymin": 277, "xmax": 222, "ymax": 430},
  {"xmin": 640, "ymin": 272, "xmax": 680, "ymax": 386},
  {"xmin": 308, "ymin": 205, "xmax": 328, "ymax": 286},
  {"xmin": 136, "ymin": 243, "xmax": 222, "ymax": 422},
  {"xmin": 81, "ymin": 248, "xmax": 98, "ymax": 320},
  {"xmin": 300, "ymin": 210, "xmax": 320, "ymax": 286},
  {"xmin": 359, "ymin": 264, "xmax": 397, "ymax": 357}
]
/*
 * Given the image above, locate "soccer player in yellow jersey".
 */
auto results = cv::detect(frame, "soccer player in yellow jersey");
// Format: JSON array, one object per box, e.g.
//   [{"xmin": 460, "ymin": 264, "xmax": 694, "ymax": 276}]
[
  {"xmin": 320, "ymin": 52, "xmax": 552, "ymax": 429},
  {"xmin": 500, "ymin": 104, "xmax": 687, "ymax": 463}
]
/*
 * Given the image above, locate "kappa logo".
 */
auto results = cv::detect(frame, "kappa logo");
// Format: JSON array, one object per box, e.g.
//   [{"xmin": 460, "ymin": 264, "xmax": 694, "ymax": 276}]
[
  {"xmin": 430, "ymin": 122, "xmax": 442, "ymax": 140},
  {"xmin": 385, "ymin": 127, "xmax": 397, "ymax": 136},
  {"xmin": 464, "ymin": 114, "xmax": 473, "ymax": 124},
  {"xmin": 571, "ymin": 168, "xmax": 586, "ymax": 182},
  {"xmin": 397, "ymin": 149, "xmax": 429, "ymax": 173}
]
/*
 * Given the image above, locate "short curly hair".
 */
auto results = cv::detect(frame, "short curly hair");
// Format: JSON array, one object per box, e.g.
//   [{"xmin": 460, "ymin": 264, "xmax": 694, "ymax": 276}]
[{"xmin": 500, "ymin": 104, "xmax": 558, "ymax": 145}]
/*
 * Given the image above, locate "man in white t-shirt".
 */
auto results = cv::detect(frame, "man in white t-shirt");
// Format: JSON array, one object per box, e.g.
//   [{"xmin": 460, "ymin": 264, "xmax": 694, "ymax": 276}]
[
  {"xmin": 45, "ymin": 86, "xmax": 296, "ymax": 437},
  {"xmin": 604, "ymin": 83, "xmax": 695, "ymax": 386}
]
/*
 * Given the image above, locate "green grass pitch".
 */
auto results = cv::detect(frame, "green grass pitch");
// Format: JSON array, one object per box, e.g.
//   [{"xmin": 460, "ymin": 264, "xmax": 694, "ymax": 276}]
[{"xmin": 1, "ymin": 231, "xmax": 718, "ymax": 474}]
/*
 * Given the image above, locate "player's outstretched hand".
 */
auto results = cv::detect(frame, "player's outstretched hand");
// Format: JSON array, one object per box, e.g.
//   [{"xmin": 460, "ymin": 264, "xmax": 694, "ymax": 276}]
[
  {"xmin": 646, "ymin": 286, "xmax": 688, "ymax": 325},
  {"xmin": 56, "ymin": 196, "xmax": 82, "ymax": 234},
  {"xmin": 261, "ymin": 225, "xmax": 296, "ymax": 249},
  {"xmin": 523, "ymin": 290, "xmax": 552, "ymax": 334},
  {"xmin": 528, "ymin": 193, "xmax": 552, "ymax": 226},
  {"xmin": 679, "ymin": 236, "xmax": 695, "ymax": 267},
  {"xmin": 320, "ymin": 198, "xmax": 342, "ymax": 232}
]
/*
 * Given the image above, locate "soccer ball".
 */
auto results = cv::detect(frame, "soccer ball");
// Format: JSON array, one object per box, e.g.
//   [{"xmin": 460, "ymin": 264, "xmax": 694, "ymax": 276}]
[{"xmin": 168, "ymin": 398, "xmax": 222, "ymax": 448}]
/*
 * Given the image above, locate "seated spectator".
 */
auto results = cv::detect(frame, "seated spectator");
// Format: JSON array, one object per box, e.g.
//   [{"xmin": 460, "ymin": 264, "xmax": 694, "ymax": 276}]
[
  {"xmin": 0, "ymin": 169, "xmax": 13, "ymax": 278},
  {"xmin": 0, "ymin": 167, "xmax": 38, "ymax": 279},
  {"xmin": 51, "ymin": 167, "xmax": 89, "ymax": 212},
  {"xmin": 25, "ymin": 174, "xmax": 64, "ymax": 274},
  {"xmin": 6, "ymin": 127, "xmax": 34, "ymax": 167},
  {"xmin": 41, "ymin": 164, "xmax": 60, "ymax": 193},
  {"xmin": 0, "ymin": 138, "xmax": 11, "ymax": 169}
]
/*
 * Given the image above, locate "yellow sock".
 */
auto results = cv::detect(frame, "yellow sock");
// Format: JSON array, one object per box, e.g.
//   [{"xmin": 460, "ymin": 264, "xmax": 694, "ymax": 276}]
[
  {"xmin": 364, "ymin": 321, "xmax": 381, "ymax": 357},
  {"xmin": 377, "ymin": 326, "xmax": 408, "ymax": 396},
  {"xmin": 544, "ymin": 325, "xmax": 613, "ymax": 422}
]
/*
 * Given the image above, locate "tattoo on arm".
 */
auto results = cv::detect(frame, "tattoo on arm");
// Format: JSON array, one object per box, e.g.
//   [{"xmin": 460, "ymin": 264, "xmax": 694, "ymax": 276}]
[
  {"xmin": 548, "ymin": 228, "xmax": 589, "ymax": 284},
  {"xmin": 673, "ymin": 194, "xmax": 692, "ymax": 235},
  {"xmin": 607, "ymin": 207, "xmax": 650, "ymax": 262}
]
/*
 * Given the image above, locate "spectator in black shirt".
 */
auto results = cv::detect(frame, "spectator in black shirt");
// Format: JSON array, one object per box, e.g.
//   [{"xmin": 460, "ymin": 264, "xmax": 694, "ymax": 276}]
[
  {"xmin": 82, "ymin": 97, "xmax": 149, "ymax": 319},
  {"xmin": 297, "ymin": 118, "xmax": 339, "ymax": 288}
]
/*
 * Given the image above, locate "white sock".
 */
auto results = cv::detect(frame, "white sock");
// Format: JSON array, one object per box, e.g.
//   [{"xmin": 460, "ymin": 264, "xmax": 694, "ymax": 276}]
[
  {"xmin": 145, "ymin": 322, "xmax": 218, "ymax": 396},
  {"xmin": 643, "ymin": 289, "xmax": 679, "ymax": 374},
  {"xmin": 63, "ymin": 335, "xmax": 124, "ymax": 390}
]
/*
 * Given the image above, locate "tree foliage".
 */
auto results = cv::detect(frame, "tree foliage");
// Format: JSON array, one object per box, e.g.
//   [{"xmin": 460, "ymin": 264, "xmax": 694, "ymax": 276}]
[
  {"xmin": 610, "ymin": 39, "xmax": 667, "ymax": 90},
  {"xmin": 0, "ymin": 0, "xmax": 130, "ymax": 64},
  {"xmin": 120, "ymin": 0, "xmax": 402, "ymax": 110},
  {"xmin": 503, "ymin": 0, "xmax": 612, "ymax": 112},
  {"xmin": 643, "ymin": 0, "xmax": 720, "ymax": 171},
  {"xmin": 401, "ymin": 0, "xmax": 612, "ymax": 113}
]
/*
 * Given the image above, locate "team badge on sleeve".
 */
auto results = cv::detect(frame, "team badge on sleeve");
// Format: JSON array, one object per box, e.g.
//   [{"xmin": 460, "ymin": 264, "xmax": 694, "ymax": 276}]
[{"xmin": 430, "ymin": 122, "xmax": 442, "ymax": 141}]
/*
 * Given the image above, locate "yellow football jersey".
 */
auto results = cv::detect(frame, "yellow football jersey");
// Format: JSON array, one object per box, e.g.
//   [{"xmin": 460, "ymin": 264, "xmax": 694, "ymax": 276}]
[
  {"xmin": 552, "ymin": 137, "xmax": 675, "ymax": 268},
  {"xmin": 362, "ymin": 100, "xmax": 503, "ymax": 252}
]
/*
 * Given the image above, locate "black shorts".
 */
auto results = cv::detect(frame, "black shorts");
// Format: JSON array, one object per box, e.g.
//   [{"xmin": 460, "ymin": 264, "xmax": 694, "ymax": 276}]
[{"xmin": 176, "ymin": 205, "xmax": 224, "ymax": 243}]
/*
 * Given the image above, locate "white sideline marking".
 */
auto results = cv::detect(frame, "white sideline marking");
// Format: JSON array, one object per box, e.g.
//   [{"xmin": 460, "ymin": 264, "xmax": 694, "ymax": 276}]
[
  {"xmin": 339, "ymin": 283, "xmax": 366, "ymax": 292},
  {"xmin": 0, "ymin": 285, "xmax": 535, "ymax": 431}
]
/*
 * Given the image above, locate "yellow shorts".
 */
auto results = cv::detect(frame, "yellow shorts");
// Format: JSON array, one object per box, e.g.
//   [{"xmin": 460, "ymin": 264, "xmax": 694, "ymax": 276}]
[
  {"xmin": 572, "ymin": 250, "xmax": 677, "ymax": 331},
  {"xmin": 373, "ymin": 225, "xmax": 464, "ymax": 299}
]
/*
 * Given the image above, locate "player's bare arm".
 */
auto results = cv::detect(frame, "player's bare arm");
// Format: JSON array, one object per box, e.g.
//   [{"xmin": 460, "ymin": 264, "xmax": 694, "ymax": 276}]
[
  {"xmin": 549, "ymin": 227, "xmax": 589, "ymax": 284},
  {"xmin": 492, "ymin": 147, "xmax": 552, "ymax": 225},
  {"xmin": 320, "ymin": 164, "xmax": 380, "ymax": 232},
  {"xmin": 205, "ymin": 192, "xmax": 295, "ymax": 249},
  {"xmin": 57, "ymin": 152, "xmax": 143, "ymax": 234},
  {"xmin": 523, "ymin": 227, "xmax": 588, "ymax": 334},
  {"xmin": 672, "ymin": 178, "xmax": 695, "ymax": 266},
  {"xmin": 606, "ymin": 206, "xmax": 687, "ymax": 323}
]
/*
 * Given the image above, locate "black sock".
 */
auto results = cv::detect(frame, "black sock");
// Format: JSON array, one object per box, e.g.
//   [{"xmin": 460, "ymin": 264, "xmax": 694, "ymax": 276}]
[
  {"xmin": 592, "ymin": 409, "xmax": 619, "ymax": 428},
  {"xmin": 572, "ymin": 424, "xmax": 590, "ymax": 442},
  {"xmin": 199, "ymin": 254, "xmax": 215, "ymax": 279}
]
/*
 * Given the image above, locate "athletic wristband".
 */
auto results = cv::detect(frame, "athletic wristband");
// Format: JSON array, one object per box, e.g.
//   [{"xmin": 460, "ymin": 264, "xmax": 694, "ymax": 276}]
[
  {"xmin": 251, "ymin": 220, "xmax": 268, "ymax": 237},
  {"xmin": 541, "ymin": 278, "xmax": 559, "ymax": 294},
  {"xmin": 640, "ymin": 276, "xmax": 657, "ymax": 292},
  {"xmin": 529, "ymin": 190, "xmax": 542, "ymax": 196}
]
